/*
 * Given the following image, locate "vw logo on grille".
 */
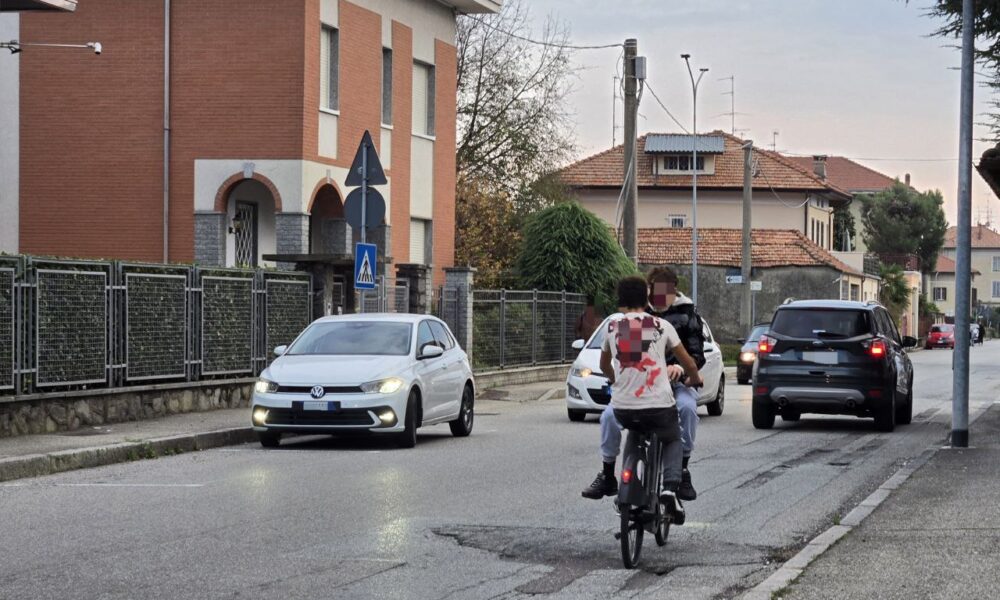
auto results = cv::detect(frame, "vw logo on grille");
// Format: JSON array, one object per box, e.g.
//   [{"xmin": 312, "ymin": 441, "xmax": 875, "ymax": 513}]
[{"xmin": 310, "ymin": 385, "xmax": 326, "ymax": 399}]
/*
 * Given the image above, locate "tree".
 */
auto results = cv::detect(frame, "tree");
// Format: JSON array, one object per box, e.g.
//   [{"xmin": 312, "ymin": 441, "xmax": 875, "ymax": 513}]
[
  {"xmin": 454, "ymin": 176, "xmax": 522, "ymax": 288},
  {"xmin": 879, "ymin": 264, "xmax": 912, "ymax": 324},
  {"xmin": 833, "ymin": 204, "xmax": 856, "ymax": 252},
  {"xmin": 923, "ymin": 1, "xmax": 1000, "ymax": 140},
  {"xmin": 858, "ymin": 182, "xmax": 948, "ymax": 272},
  {"xmin": 456, "ymin": 0, "xmax": 576, "ymax": 195},
  {"xmin": 516, "ymin": 202, "xmax": 637, "ymax": 313}
]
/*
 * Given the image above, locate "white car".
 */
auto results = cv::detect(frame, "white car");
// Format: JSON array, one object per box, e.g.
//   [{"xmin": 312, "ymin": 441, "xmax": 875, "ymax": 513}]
[
  {"xmin": 251, "ymin": 314, "xmax": 475, "ymax": 448},
  {"xmin": 565, "ymin": 313, "xmax": 726, "ymax": 421}
]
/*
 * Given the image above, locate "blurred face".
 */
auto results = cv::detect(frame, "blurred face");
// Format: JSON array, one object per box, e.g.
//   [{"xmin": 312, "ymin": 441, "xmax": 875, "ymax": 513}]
[{"xmin": 649, "ymin": 280, "xmax": 677, "ymax": 311}]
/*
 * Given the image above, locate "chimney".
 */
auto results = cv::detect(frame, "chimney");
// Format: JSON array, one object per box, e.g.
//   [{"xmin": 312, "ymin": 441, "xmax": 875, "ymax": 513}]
[
  {"xmin": 812, "ymin": 155, "xmax": 827, "ymax": 180},
  {"xmin": 905, "ymin": 173, "xmax": 911, "ymax": 187}
]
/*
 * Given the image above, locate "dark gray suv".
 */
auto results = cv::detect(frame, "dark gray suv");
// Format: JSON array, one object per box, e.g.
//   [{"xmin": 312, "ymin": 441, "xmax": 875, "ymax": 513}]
[{"xmin": 752, "ymin": 300, "xmax": 916, "ymax": 432}]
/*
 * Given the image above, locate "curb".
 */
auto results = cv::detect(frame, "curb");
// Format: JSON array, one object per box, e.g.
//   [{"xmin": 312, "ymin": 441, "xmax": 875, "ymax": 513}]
[
  {"xmin": 0, "ymin": 427, "xmax": 257, "ymax": 484},
  {"xmin": 740, "ymin": 405, "xmax": 991, "ymax": 600}
]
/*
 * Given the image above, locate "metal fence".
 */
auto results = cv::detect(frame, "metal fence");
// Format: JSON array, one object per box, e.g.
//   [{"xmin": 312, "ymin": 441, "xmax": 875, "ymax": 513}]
[
  {"xmin": 0, "ymin": 256, "xmax": 311, "ymax": 398},
  {"xmin": 358, "ymin": 277, "xmax": 410, "ymax": 314},
  {"xmin": 460, "ymin": 289, "xmax": 585, "ymax": 371}
]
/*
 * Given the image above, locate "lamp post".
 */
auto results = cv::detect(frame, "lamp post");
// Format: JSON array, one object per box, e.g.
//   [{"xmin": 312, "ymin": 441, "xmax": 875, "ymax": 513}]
[
  {"xmin": 1, "ymin": 40, "xmax": 101, "ymax": 54},
  {"xmin": 682, "ymin": 54, "xmax": 708, "ymax": 306}
]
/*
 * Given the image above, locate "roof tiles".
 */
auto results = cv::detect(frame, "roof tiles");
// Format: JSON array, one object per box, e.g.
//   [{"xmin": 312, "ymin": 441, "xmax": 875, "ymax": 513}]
[
  {"xmin": 784, "ymin": 156, "xmax": 898, "ymax": 192},
  {"xmin": 943, "ymin": 225, "xmax": 1000, "ymax": 249}
]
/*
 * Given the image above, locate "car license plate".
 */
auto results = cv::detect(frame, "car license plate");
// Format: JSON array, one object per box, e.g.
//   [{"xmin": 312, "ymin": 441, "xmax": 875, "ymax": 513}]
[
  {"xmin": 803, "ymin": 351, "xmax": 838, "ymax": 365},
  {"xmin": 304, "ymin": 401, "xmax": 328, "ymax": 411}
]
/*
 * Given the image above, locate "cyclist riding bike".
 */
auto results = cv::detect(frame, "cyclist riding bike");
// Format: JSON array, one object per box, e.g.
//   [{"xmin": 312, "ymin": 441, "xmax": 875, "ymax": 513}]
[
  {"xmin": 596, "ymin": 276, "xmax": 703, "ymax": 517},
  {"xmin": 584, "ymin": 267, "xmax": 706, "ymax": 502}
]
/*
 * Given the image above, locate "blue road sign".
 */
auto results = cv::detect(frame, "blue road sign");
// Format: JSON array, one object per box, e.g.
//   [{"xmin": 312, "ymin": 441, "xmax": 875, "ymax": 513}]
[{"xmin": 354, "ymin": 243, "xmax": 377, "ymax": 290}]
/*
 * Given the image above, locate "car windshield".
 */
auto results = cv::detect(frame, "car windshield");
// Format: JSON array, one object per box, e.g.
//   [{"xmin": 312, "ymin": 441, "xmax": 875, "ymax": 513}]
[
  {"xmin": 748, "ymin": 325, "xmax": 769, "ymax": 342},
  {"xmin": 931, "ymin": 325, "xmax": 954, "ymax": 333},
  {"xmin": 286, "ymin": 321, "xmax": 412, "ymax": 356},
  {"xmin": 770, "ymin": 309, "xmax": 869, "ymax": 339},
  {"xmin": 587, "ymin": 324, "xmax": 608, "ymax": 349}
]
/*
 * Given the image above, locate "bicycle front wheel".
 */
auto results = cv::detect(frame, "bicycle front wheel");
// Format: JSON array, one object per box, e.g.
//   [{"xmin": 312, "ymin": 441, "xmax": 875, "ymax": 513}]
[
  {"xmin": 654, "ymin": 500, "xmax": 670, "ymax": 546},
  {"xmin": 620, "ymin": 509, "xmax": 644, "ymax": 568}
]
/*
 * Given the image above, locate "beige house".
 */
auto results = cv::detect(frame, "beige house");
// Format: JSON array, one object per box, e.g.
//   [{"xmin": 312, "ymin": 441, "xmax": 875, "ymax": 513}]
[
  {"xmin": 940, "ymin": 225, "xmax": 1000, "ymax": 311},
  {"xmin": 925, "ymin": 255, "xmax": 981, "ymax": 320},
  {"xmin": 558, "ymin": 132, "xmax": 852, "ymax": 251}
]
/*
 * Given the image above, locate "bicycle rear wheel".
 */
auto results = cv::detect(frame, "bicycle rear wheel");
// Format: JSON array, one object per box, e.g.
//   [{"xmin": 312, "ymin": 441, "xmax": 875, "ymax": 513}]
[{"xmin": 620, "ymin": 509, "xmax": 644, "ymax": 568}]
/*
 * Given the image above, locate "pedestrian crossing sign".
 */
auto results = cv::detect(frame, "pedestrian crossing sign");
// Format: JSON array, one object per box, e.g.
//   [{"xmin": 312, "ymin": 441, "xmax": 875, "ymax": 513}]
[{"xmin": 354, "ymin": 243, "xmax": 377, "ymax": 290}]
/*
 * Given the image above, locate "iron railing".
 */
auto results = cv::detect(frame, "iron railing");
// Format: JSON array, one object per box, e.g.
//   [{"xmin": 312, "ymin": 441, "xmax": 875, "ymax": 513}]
[{"xmin": 0, "ymin": 256, "xmax": 311, "ymax": 398}]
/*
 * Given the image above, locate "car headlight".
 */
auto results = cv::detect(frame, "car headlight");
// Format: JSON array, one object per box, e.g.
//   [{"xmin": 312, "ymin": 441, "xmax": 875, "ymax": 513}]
[
  {"xmin": 254, "ymin": 379, "xmax": 278, "ymax": 394},
  {"xmin": 740, "ymin": 352, "xmax": 757, "ymax": 363},
  {"xmin": 571, "ymin": 367, "xmax": 593, "ymax": 378},
  {"xmin": 360, "ymin": 377, "xmax": 405, "ymax": 394}
]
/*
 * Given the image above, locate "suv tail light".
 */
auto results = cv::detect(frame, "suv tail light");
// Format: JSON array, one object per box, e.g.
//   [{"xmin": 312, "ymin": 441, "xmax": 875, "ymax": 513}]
[
  {"xmin": 758, "ymin": 335, "xmax": 777, "ymax": 355},
  {"xmin": 869, "ymin": 339, "xmax": 887, "ymax": 359}
]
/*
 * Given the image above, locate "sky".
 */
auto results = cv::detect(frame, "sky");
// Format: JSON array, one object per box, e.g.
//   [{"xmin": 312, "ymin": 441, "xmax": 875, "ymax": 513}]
[{"xmin": 522, "ymin": 0, "xmax": 996, "ymax": 226}]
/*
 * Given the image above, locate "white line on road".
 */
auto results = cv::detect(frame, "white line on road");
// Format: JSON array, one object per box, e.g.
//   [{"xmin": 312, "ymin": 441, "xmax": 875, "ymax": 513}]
[{"xmin": 55, "ymin": 483, "xmax": 204, "ymax": 488}]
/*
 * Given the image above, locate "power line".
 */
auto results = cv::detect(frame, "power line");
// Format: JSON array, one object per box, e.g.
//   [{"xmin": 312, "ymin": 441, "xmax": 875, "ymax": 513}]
[
  {"xmin": 458, "ymin": 11, "xmax": 623, "ymax": 51},
  {"xmin": 644, "ymin": 81, "xmax": 690, "ymax": 134}
]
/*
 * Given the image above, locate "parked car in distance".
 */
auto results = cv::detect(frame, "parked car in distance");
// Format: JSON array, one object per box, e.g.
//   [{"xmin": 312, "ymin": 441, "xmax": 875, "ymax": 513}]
[
  {"xmin": 753, "ymin": 300, "xmax": 916, "ymax": 432},
  {"xmin": 925, "ymin": 324, "xmax": 955, "ymax": 349},
  {"xmin": 566, "ymin": 313, "xmax": 726, "ymax": 421},
  {"xmin": 737, "ymin": 323, "xmax": 771, "ymax": 385},
  {"xmin": 251, "ymin": 314, "xmax": 475, "ymax": 449}
]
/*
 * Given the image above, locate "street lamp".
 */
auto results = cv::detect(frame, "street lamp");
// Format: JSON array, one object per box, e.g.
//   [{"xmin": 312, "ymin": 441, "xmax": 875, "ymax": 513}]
[
  {"xmin": 1, "ymin": 40, "xmax": 101, "ymax": 54},
  {"xmin": 682, "ymin": 54, "xmax": 708, "ymax": 306}
]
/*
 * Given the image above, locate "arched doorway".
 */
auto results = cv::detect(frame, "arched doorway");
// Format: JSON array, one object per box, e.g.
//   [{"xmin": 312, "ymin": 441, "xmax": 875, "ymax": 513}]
[
  {"xmin": 309, "ymin": 184, "xmax": 346, "ymax": 254},
  {"xmin": 225, "ymin": 179, "xmax": 277, "ymax": 267}
]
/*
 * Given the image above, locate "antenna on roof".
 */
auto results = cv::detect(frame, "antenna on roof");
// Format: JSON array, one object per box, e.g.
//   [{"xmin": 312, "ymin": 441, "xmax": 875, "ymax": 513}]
[
  {"xmin": 771, "ymin": 130, "xmax": 779, "ymax": 152},
  {"xmin": 719, "ymin": 75, "xmax": 735, "ymax": 135}
]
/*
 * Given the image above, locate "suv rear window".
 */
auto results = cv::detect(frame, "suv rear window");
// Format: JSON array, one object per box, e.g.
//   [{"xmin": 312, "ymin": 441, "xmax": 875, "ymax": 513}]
[
  {"xmin": 931, "ymin": 324, "xmax": 953, "ymax": 333},
  {"xmin": 770, "ymin": 309, "xmax": 870, "ymax": 339}
]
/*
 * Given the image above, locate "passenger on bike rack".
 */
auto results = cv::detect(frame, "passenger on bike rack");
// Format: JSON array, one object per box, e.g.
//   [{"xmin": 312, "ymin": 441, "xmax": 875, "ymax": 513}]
[
  {"xmin": 583, "ymin": 267, "xmax": 706, "ymax": 503},
  {"xmin": 592, "ymin": 276, "xmax": 703, "ymax": 519}
]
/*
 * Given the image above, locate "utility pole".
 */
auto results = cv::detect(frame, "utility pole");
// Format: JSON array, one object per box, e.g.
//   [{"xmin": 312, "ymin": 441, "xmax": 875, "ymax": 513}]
[
  {"xmin": 741, "ymin": 141, "xmax": 753, "ymax": 332},
  {"xmin": 622, "ymin": 39, "xmax": 639, "ymax": 264},
  {"xmin": 952, "ymin": 0, "xmax": 974, "ymax": 448}
]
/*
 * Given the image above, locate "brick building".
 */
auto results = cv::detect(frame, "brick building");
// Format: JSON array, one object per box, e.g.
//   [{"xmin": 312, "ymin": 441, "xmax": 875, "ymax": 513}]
[{"xmin": 0, "ymin": 0, "xmax": 498, "ymax": 295}]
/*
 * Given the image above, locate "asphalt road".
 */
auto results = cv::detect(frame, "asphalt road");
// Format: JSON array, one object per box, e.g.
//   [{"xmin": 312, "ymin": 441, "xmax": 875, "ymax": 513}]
[{"xmin": 2, "ymin": 343, "xmax": 997, "ymax": 599}]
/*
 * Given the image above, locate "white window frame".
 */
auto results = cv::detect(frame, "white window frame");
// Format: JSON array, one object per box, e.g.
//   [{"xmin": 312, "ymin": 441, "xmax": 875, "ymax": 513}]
[
  {"xmin": 663, "ymin": 155, "xmax": 706, "ymax": 174},
  {"xmin": 992, "ymin": 256, "xmax": 1000, "ymax": 272},
  {"xmin": 412, "ymin": 61, "xmax": 435, "ymax": 137},
  {"xmin": 667, "ymin": 214, "xmax": 687, "ymax": 228},
  {"xmin": 933, "ymin": 287, "xmax": 947, "ymax": 302},
  {"xmin": 993, "ymin": 281, "xmax": 1000, "ymax": 299}
]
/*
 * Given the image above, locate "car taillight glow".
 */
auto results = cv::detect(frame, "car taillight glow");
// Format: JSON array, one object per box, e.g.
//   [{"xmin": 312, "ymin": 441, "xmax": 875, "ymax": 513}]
[
  {"xmin": 869, "ymin": 339, "xmax": 886, "ymax": 358},
  {"xmin": 755, "ymin": 385, "xmax": 769, "ymax": 396},
  {"xmin": 868, "ymin": 389, "xmax": 883, "ymax": 399},
  {"xmin": 758, "ymin": 335, "xmax": 776, "ymax": 354}
]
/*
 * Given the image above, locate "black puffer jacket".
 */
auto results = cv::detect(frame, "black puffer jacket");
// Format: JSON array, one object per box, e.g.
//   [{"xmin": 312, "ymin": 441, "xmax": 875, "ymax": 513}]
[{"xmin": 650, "ymin": 292, "xmax": 706, "ymax": 370}]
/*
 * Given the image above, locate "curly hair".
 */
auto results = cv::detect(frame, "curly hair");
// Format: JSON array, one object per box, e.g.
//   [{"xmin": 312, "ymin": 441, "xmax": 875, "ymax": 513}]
[{"xmin": 617, "ymin": 275, "xmax": 649, "ymax": 309}]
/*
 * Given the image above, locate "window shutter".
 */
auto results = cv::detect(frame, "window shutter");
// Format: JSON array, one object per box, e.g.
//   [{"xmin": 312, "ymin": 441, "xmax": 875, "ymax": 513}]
[
  {"xmin": 320, "ymin": 28, "xmax": 330, "ymax": 109},
  {"xmin": 410, "ymin": 219, "xmax": 426, "ymax": 265}
]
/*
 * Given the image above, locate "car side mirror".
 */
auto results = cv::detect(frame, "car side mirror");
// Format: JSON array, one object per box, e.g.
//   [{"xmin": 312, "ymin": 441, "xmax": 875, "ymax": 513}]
[
  {"xmin": 571, "ymin": 339, "xmax": 585, "ymax": 350},
  {"xmin": 902, "ymin": 336, "xmax": 917, "ymax": 348},
  {"xmin": 419, "ymin": 344, "xmax": 444, "ymax": 359},
  {"xmin": 273, "ymin": 345, "xmax": 287, "ymax": 357}
]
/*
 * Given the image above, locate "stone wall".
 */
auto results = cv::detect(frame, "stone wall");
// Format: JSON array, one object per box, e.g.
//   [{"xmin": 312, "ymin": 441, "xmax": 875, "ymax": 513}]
[{"xmin": 0, "ymin": 380, "xmax": 252, "ymax": 438}]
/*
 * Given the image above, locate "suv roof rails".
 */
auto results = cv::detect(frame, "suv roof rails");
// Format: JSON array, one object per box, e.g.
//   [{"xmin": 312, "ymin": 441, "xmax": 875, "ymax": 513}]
[{"xmin": 782, "ymin": 297, "xmax": 797, "ymax": 305}]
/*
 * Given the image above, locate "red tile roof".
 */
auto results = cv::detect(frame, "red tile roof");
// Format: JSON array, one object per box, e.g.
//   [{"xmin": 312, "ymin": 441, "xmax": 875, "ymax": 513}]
[
  {"xmin": 637, "ymin": 228, "xmax": 862, "ymax": 275},
  {"xmin": 558, "ymin": 131, "xmax": 851, "ymax": 201},
  {"xmin": 784, "ymin": 156, "xmax": 898, "ymax": 192},
  {"xmin": 943, "ymin": 225, "xmax": 1000, "ymax": 249},
  {"xmin": 933, "ymin": 254, "xmax": 981, "ymax": 275}
]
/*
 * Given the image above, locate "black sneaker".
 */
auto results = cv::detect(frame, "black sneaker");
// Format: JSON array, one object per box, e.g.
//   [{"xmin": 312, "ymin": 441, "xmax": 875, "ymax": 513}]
[
  {"xmin": 581, "ymin": 472, "xmax": 618, "ymax": 499},
  {"xmin": 659, "ymin": 489, "xmax": 686, "ymax": 526},
  {"xmin": 678, "ymin": 468, "xmax": 697, "ymax": 501}
]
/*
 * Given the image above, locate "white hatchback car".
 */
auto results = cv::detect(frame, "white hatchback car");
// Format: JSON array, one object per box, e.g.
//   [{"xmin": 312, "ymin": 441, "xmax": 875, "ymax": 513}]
[
  {"xmin": 565, "ymin": 313, "xmax": 726, "ymax": 420},
  {"xmin": 252, "ymin": 314, "xmax": 475, "ymax": 448}
]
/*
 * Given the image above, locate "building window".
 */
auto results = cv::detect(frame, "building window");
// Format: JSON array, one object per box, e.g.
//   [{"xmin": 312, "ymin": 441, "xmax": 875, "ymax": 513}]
[
  {"xmin": 850, "ymin": 284, "xmax": 860, "ymax": 301},
  {"xmin": 382, "ymin": 48, "xmax": 393, "ymax": 125},
  {"xmin": 413, "ymin": 62, "xmax": 435, "ymax": 136},
  {"xmin": 668, "ymin": 214, "xmax": 687, "ymax": 228},
  {"xmin": 993, "ymin": 281, "xmax": 1000, "ymax": 298},
  {"xmin": 993, "ymin": 256, "xmax": 1000, "ymax": 272},
  {"xmin": 320, "ymin": 26, "xmax": 339, "ymax": 111},
  {"xmin": 410, "ymin": 218, "xmax": 432, "ymax": 265},
  {"xmin": 933, "ymin": 287, "xmax": 947, "ymax": 302},
  {"xmin": 663, "ymin": 155, "xmax": 705, "ymax": 172}
]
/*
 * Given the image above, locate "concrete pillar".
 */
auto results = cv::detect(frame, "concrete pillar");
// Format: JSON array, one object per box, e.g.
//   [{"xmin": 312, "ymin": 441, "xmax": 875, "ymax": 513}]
[
  {"xmin": 194, "ymin": 211, "xmax": 226, "ymax": 266},
  {"xmin": 397, "ymin": 263, "xmax": 432, "ymax": 314},
  {"xmin": 444, "ymin": 267, "xmax": 476, "ymax": 353},
  {"xmin": 275, "ymin": 212, "xmax": 309, "ymax": 270},
  {"xmin": 319, "ymin": 218, "xmax": 352, "ymax": 255}
]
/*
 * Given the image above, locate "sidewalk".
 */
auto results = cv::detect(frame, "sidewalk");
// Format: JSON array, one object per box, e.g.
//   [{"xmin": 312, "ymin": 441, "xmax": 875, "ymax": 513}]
[
  {"xmin": 0, "ymin": 379, "xmax": 566, "ymax": 483},
  {"xmin": 775, "ymin": 403, "xmax": 1000, "ymax": 600}
]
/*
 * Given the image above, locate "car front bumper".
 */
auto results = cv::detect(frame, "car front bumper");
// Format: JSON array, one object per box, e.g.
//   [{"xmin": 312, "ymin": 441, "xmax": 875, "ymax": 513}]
[
  {"xmin": 565, "ymin": 374, "xmax": 612, "ymax": 413},
  {"xmin": 251, "ymin": 387, "xmax": 409, "ymax": 434}
]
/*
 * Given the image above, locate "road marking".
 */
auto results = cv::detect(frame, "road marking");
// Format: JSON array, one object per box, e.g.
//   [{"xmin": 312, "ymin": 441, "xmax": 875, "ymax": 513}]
[{"xmin": 55, "ymin": 483, "xmax": 204, "ymax": 488}]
